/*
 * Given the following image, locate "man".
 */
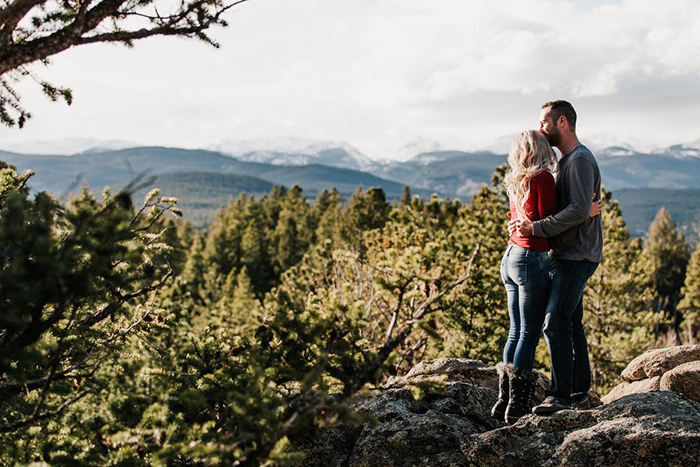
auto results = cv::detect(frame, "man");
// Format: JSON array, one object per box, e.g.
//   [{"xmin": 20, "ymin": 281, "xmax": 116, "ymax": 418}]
[{"xmin": 513, "ymin": 100, "xmax": 603, "ymax": 413}]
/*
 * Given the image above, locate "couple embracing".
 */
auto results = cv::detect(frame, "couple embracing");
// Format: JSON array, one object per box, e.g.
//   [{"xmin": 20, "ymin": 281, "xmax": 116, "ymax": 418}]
[{"xmin": 491, "ymin": 100, "xmax": 604, "ymax": 424}]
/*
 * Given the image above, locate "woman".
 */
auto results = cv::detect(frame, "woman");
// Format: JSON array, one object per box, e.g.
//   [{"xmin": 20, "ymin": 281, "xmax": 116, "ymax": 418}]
[{"xmin": 491, "ymin": 130, "xmax": 558, "ymax": 425}]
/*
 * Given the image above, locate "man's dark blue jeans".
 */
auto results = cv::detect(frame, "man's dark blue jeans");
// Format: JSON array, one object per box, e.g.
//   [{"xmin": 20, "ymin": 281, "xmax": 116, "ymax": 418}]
[
  {"xmin": 500, "ymin": 245, "xmax": 552, "ymax": 371},
  {"xmin": 543, "ymin": 258, "xmax": 599, "ymax": 404}
]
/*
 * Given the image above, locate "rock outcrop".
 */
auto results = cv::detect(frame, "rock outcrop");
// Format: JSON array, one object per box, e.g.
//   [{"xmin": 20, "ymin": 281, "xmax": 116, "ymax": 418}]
[
  {"xmin": 620, "ymin": 344, "xmax": 700, "ymax": 380},
  {"xmin": 384, "ymin": 357, "xmax": 551, "ymax": 400},
  {"xmin": 600, "ymin": 375, "xmax": 661, "ymax": 403},
  {"xmin": 603, "ymin": 344, "xmax": 700, "ymax": 404},
  {"xmin": 660, "ymin": 360, "xmax": 700, "ymax": 403},
  {"xmin": 299, "ymin": 349, "xmax": 700, "ymax": 467},
  {"xmin": 298, "ymin": 359, "xmax": 527, "ymax": 467},
  {"xmin": 461, "ymin": 392, "xmax": 700, "ymax": 466}
]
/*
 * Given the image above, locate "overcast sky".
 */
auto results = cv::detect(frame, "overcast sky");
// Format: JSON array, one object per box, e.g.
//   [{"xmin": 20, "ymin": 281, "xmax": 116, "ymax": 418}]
[{"xmin": 2, "ymin": 0, "xmax": 700, "ymax": 159}]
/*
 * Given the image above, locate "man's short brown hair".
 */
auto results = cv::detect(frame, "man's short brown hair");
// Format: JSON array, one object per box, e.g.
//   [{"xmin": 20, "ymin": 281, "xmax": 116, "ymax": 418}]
[{"xmin": 542, "ymin": 100, "xmax": 577, "ymax": 131}]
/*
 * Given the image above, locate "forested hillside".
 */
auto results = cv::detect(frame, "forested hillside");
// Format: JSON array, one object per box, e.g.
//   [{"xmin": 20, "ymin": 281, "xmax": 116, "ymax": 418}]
[
  {"xmin": 613, "ymin": 188, "xmax": 700, "ymax": 241},
  {"xmin": 2, "ymin": 159, "xmax": 698, "ymax": 465}
]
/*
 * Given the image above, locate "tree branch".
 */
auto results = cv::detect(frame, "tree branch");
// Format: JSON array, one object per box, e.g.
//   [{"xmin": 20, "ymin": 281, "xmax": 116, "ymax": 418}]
[
  {"xmin": 0, "ymin": 0, "xmax": 251, "ymax": 74},
  {"xmin": 384, "ymin": 278, "xmax": 412, "ymax": 346},
  {"xmin": 0, "ymin": 389, "xmax": 89, "ymax": 433},
  {"xmin": 0, "ymin": 0, "xmax": 45, "ymax": 47},
  {"xmin": 345, "ymin": 243, "xmax": 480, "ymax": 396}
]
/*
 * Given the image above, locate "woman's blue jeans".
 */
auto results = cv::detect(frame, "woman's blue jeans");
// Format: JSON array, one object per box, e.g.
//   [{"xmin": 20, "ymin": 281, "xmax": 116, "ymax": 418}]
[{"xmin": 500, "ymin": 245, "xmax": 552, "ymax": 371}]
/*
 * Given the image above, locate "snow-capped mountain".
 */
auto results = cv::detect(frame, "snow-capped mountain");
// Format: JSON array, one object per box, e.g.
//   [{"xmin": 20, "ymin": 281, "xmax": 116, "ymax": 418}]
[
  {"xmin": 405, "ymin": 150, "xmax": 499, "ymax": 166},
  {"xmin": 476, "ymin": 132, "xmax": 700, "ymax": 160},
  {"xmin": 0, "ymin": 138, "xmax": 140, "ymax": 156},
  {"xmin": 210, "ymin": 137, "xmax": 380, "ymax": 172},
  {"xmin": 475, "ymin": 133, "xmax": 657, "ymax": 156},
  {"xmin": 593, "ymin": 138, "xmax": 700, "ymax": 159},
  {"xmin": 408, "ymin": 152, "xmax": 453, "ymax": 165},
  {"xmin": 654, "ymin": 139, "xmax": 700, "ymax": 159},
  {"xmin": 394, "ymin": 138, "xmax": 443, "ymax": 162},
  {"xmin": 597, "ymin": 146, "xmax": 641, "ymax": 157},
  {"xmin": 479, "ymin": 134, "xmax": 518, "ymax": 155},
  {"xmin": 2, "ymin": 136, "xmax": 699, "ymax": 204},
  {"xmin": 581, "ymin": 134, "xmax": 648, "ymax": 154},
  {"xmin": 4, "ymin": 135, "xmax": 700, "ymax": 169}
]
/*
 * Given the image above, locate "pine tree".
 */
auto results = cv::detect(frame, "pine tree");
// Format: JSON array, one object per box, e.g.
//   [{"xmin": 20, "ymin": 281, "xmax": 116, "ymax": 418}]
[
  {"xmin": 314, "ymin": 188, "xmax": 344, "ymax": 249},
  {"xmin": 347, "ymin": 187, "xmax": 391, "ymax": 231},
  {"xmin": 343, "ymin": 187, "xmax": 391, "ymax": 253},
  {"xmin": 583, "ymin": 189, "xmax": 657, "ymax": 392},
  {"xmin": 204, "ymin": 194, "xmax": 249, "ymax": 281},
  {"xmin": 0, "ymin": 163, "xmax": 176, "ymax": 438},
  {"xmin": 678, "ymin": 243, "xmax": 700, "ymax": 343},
  {"xmin": 260, "ymin": 185, "xmax": 286, "ymax": 229},
  {"xmin": 270, "ymin": 185, "xmax": 311, "ymax": 274},
  {"xmin": 401, "ymin": 186, "xmax": 412, "ymax": 206},
  {"xmin": 309, "ymin": 188, "xmax": 341, "ymax": 242},
  {"xmin": 273, "ymin": 211, "xmax": 301, "ymax": 272},
  {"xmin": 442, "ymin": 181, "xmax": 509, "ymax": 361},
  {"xmin": 240, "ymin": 212, "xmax": 270, "ymax": 295},
  {"xmin": 181, "ymin": 233, "xmax": 207, "ymax": 293},
  {"xmin": 210, "ymin": 267, "xmax": 262, "ymax": 331},
  {"xmin": 645, "ymin": 207, "xmax": 690, "ymax": 343}
]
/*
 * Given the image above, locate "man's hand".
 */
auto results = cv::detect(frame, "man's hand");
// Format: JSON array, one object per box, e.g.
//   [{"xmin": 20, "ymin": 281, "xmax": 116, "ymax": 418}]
[
  {"xmin": 590, "ymin": 197, "xmax": 602, "ymax": 218},
  {"xmin": 508, "ymin": 219, "xmax": 518, "ymax": 237},
  {"xmin": 516, "ymin": 218, "xmax": 533, "ymax": 237}
]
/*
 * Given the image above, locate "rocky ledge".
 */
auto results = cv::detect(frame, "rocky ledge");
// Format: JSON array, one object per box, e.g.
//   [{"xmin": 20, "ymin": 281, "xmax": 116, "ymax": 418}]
[
  {"xmin": 297, "ymin": 349, "xmax": 700, "ymax": 467},
  {"xmin": 604, "ymin": 344, "xmax": 700, "ymax": 404}
]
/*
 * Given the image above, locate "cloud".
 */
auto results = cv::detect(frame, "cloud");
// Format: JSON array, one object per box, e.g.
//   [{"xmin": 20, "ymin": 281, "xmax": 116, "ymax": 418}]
[
  {"xmin": 340, "ymin": 0, "xmax": 700, "ymax": 102},
  {"xmin": 2, "ymin": 0, "xmax": 700, "ymax": 157}
]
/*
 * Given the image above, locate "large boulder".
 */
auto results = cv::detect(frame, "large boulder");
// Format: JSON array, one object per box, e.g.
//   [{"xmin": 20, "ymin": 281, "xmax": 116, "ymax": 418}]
[
  {"xmin": 621, "ymin": 344, "xmax": 700, "ymax": 381},
  {"xmin": 461, "ymin": 391, "xmax": 700, "ymax": 467},
  {"xmin": 601, "ymin": 376, "xmax": 661, "ymax": 404},
  {"xmin": 604, "ymin": 344, "xmax": 700, "ymax": 404},
  {"xmin": 660, "ymin": 360, "xmax": 700, "ymax": 403}
]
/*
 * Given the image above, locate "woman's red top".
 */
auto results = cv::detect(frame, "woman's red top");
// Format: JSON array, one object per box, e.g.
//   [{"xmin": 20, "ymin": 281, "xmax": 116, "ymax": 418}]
[{"xmin": 508, "ymin": 171, "xmax": 557, "ymax": 251}]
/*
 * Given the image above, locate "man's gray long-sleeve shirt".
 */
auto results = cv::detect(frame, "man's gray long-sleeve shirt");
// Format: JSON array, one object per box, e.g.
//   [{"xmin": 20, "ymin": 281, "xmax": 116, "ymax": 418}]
[{"xmin": 532, "ymin": 144, "xmax": 604, "ymax": 262}]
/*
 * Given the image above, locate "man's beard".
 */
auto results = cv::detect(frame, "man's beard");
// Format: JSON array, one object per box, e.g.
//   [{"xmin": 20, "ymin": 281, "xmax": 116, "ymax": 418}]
[{"xmin": 544, "ymin": 128, "xmax": 561, "ymax": 147}]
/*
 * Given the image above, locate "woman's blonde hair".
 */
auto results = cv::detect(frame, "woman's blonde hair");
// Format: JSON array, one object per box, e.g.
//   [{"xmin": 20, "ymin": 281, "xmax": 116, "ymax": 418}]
[{"xmin": 503, "ymin": 130, "xmax": 558, "ymax": 220}]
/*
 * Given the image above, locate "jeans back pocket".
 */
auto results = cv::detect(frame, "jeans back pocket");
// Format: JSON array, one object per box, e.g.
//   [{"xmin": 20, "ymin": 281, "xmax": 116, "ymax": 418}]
[{"xmin": 507, "ymin": 262, "xmax": 528, "ymax": 285}]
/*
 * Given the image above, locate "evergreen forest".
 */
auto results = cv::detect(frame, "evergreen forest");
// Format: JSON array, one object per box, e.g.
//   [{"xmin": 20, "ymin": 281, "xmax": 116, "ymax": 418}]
[{"xmin": 1, "ymin": 160, "xmax": 699, "ymax": 466}]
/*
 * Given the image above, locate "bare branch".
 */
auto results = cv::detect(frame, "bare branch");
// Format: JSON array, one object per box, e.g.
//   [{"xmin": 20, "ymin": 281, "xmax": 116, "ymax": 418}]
[
  {"xmin": 345, "ymin": 243, "xmax": 480, "ymax": 396},
  {"xmin": 113, "ymin": 267, "xmax": 173, "ymax": 301},
  {"xmin": 384, "ymin": 277, "xmax": 413, "ymax": 346}
]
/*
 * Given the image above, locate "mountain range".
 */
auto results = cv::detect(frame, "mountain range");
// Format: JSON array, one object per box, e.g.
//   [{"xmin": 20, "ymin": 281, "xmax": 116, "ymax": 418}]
[
  {"xmin": 0, "ymin": 146, "xmax": 436, "ymax": 227},
  {"xmin": 1, "ymin": 138, "xmax": 699, "ymax": 233},
  {"xmin": 208, "ymin": 138, "xmax": 700, "ymax": 194}
]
